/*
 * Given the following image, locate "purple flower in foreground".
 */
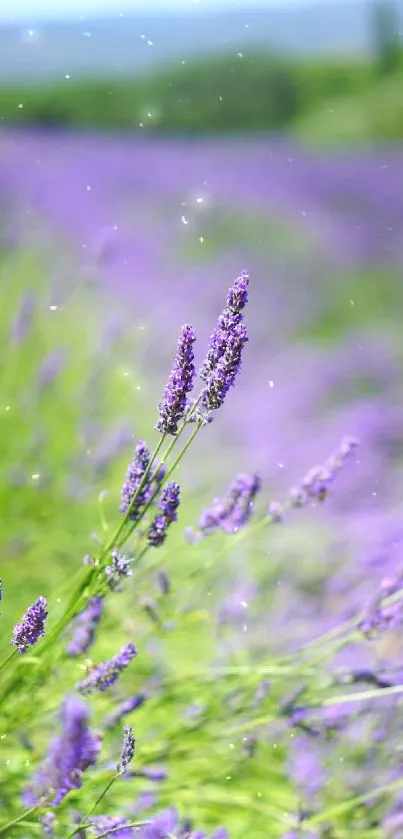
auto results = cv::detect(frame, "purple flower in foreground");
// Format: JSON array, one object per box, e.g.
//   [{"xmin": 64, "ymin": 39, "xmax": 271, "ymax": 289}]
[
  {"xmin": 91, "ymin": 816, "xmax": 135, "ymax": 838},
  {"xmin": 78, "ymin": 643, "xmax": 137, "ymax": 695},
  {"xmin": 197, "ymin": 472, "xmax": 260, "ymax": 538},
  {"xmin": 25, "ymin": 695, "xmax": 101, "ymax": 806},
  {"xmin": 117, "ymin": 725, "xmax": 135, "ymax": 774},
  {"xmin": 12, "ymin": 596, "xmax": 48, "ymax": 654},
  {"xmin": 105, "ymin": 693, "xmax": 148, "ymax": 728},
  {"xmin": 148, "ymin": 482, "xmax": 181, "ymax": 548},
  {"xmin": 156, "ymin": 324, "xmax": 196, "ymax": 435},
  {"xmin": 121, "ymin": 440, "xmax": 152, "ymax": 520},
  {"xmin": 200, "ymin": 271, "xmax": 249, "ymax": 382},
  {"xmin": 67, "ymin": 597, "xmax": 103, "ymax": 657},
  {"xmin": 143, "ymin": 808, "xmax": 178, "ymax": 839},
  {"xmin": 201, "ymin": 320, "xmax": 248, "ymax": 412},
  {"xmin": 200, "ymin": 272, "xmax": 249, "ymax": 412}
]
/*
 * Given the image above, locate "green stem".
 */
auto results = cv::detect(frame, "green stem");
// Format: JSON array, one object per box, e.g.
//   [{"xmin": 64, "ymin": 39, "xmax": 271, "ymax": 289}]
[
  {"xmin": 0, "ymin": 649, "xmax": 17, "ymax": 673},
  {"xmin": 67, "ymin": 774, "xmax": 119, "ymax": 838},
  {"xmin": 90, "ymin": 821, "xmax": 148, "ymax": 839},
  {"xmin": 321, "ymin": 682, "xmax": 403, "ymax": 707},
  {"xmin": 0, "ymin": 806, "xmax": 39, "ymax": 836}
]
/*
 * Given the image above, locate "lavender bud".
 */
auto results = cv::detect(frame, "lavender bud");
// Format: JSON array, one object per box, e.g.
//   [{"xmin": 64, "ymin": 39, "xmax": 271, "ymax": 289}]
[
  {"xmin": 78, "ymin": 643, "xmax": 137, "ymax": 694},
  {"xmin": 156, "ymin": 324, "xmax": 196, "ymax": 435},
  {"xmin": 200, "ymin": 271, "xmax": 249, "ymax": 383},
  {"xmin": 120, "ymin": 440, "xmax": 153, "ymax": 521},
  {"xmin": 117, "ymin": 725, "xmax": 135, "ymax": 774},
  {"xmin": 12, "ymin": 596, "xmax": 48, "ymax": 654},
  {"xmin": 105, "ymin": 548, "xmax": 132, "ymax": 592},
  {"xmin": 196, "ymin": 472, "xmax": 260, "ymax": 538},
  {"xmin": 201, "ymin": 320, "xmax": 248, "ymax": 412},
  {"xmin": 67, "ymin": 597, "xmax": 103, "ymax": 658},
  {"xmin": 148, "ymin": 482, "xmax": 181, "ymax": 548}
]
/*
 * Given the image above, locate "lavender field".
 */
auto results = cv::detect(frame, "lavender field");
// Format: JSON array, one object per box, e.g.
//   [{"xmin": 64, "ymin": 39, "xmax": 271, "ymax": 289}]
[{"xmin": 1, "ymin": 130, "xmax": 403, "ymax": 839}]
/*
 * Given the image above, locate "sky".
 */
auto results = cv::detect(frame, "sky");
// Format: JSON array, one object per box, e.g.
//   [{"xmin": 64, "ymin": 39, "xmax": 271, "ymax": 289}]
[{"xmin": 0, "ymin": 0, "xmax": 338, "ymax": 25}]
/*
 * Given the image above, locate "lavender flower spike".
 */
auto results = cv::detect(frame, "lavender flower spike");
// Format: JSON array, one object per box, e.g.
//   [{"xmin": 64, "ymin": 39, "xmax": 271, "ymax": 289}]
[
  {"xmin": 148, "ymin": 481, "xmax": 181, "ymax": 547},
  {"xmin": 121, "ymin": 440, "xmax": 152, "ymax": 520},
  {"xmin": 12, "ymin": 596, "xmax": 48, "ymax": 653},
  {"xmin": 156, "ymin": 323, "xmax": 196, "ymax": 435},
  {"xmin": 105, "ymin": 548, "xmax": 132, "ymax": 592},
  {"xmin": 25, "ymin": 695, "xmax": 101, "ymax": 806},
  {"xmin": 117, "ymin": 725, "xmax": 135, "ymax": 774},
  {"xmin": 78, "ymin": 642, "xmax": 137, "ymax": 694},
  {"xmin": 67, "ymin": 597, "xmax": 103, "ymax": 657},
  {"xmin": 200, "ymin": 271, "xmax": 249, "ymax": 383},
  {"xmin": 195, "ymin": 472, "xmax": 260, "ymax": 539}
]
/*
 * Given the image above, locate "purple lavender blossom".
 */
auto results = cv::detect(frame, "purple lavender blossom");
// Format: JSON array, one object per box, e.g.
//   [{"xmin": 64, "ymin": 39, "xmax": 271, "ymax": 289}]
[
  {"xmin": 104, "ymin": 693, "xmax": 148, "ymax": 728},
  {"xmin": 12, "ymin": 596, "xmax": 48, "ymax": 653},
  {"xmin": 78, "ymin": 643, "xmax": 137, "ymax": 694},
  {"xmin": 156, "ymin": 323, "xmax": 196, "ymax": 435},
  {"xmin": 289, "ymin": 436, "xmax": 359, "ymax": 507},
  {"xmin": 117, "ymin": 725, "xmax": 135, "ymax": 774},
  {"xmin": 66, "ymin": 597, "xmax": 103, "ymax": 658},
  {"xmin": 40, "ymin": 812, "xmax": 56, "ymax": 836},
  {"xmin": 200, "ymin": 271, "xmax": 249, "ymax": 382},
  {"xmin": 91, "ymin": 816, "xmax": 135, "ymax": 838},
  {"xmin": 105, "ymin": 549, "xmax": 132, "ymax": 592},
  {"xmin": 132, "ymin": 767, "xmax": 167, "ymax": 782},
  {"xmin": 195, "ymin": 472, "xmax": 260, "ymax": 538},
  {"xmin": 201, "ymin": 320, "xmax": 248, "ymax": 412},
  {"xmin": 143, "ymin": 808, "xmax": 178, "ymax": 839},
  {"xmin": 211, "ymin": 830, "xmax": 229, "ymax": 839},
  {"xmin": 148, "ymin": 482, "xmax": 181, "ymax": 548},
  {"xmin": 157, "ymin": 571, "xmax": 170, "ymax": 595},
  {"xmin": 25, "ymin": 695, "xmax": 101, "ymax": 806},
  {"xmin": 121, "ymin": 441, "xmax": 152, "ymax": 520},
  {"xmin": 269, "ymin": 436, "xmax": 360, "ymax": 521}
]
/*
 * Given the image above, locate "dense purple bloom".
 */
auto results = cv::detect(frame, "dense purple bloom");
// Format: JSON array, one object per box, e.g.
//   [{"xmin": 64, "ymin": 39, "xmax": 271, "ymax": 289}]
[
  {"xmin": 148, "ymin": 482, "xmax": 181, "ymax": 547},
  {"xmin": 200, "ymin": 271, "xmax": 249, "ymax": 382},
  {"xmin": 200, "ymin": 272, "xmax": 249, "ymax": 412},
  {"xmin": 12, "ymin": 595, "xmax": 48, "ymax": 654},
  {"xmin": 118, "ymin": 725, "xmax": 135, "ymax": 774},
  {"xmin": 66, "ymin": 596, "xmax": 103, "ymax": 657},
  {"xmin": 78, "ymin": 643, "xmax": 137, "ymax": 694},
  {"xmin": 91, "ymin": 816, "xmax": 135, "ymax": 838},
  {"xmin": 156, "ymin": 323, "xmax": 196, "ymax": 435},
  {"xmin": 121, "ymin": 441, "xmax": 153, "ymax": 520},
  {"xmin": 201, "ymin": 320, "xmax": 248, "ymax": 412},
  {"xmin": 25, "ymin": 695, "xmax": 101, "ymax": 806},
  {"xmin": 105, "ymin": 693, "xmax": 148, "ymax": 728},
  {"xmin": 105, "ymin": 548, "xmax": 132, "ymax": 591},
  {"xmin": 143, "ymin": 808, "xmax": 178, "ymax": 839},
  {"xmin": 195, "ymin": 472, "xmax": 260, "ymax": 539}
]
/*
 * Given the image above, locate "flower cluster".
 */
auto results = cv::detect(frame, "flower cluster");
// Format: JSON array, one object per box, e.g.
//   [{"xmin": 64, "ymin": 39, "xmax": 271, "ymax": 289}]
[
  {"xmin": 117, "ymin": 725, "xmax": 135, "ymax": 774},
  {"xmin": 148, "ymin": 481, "xmax": 181, "ymax": 547},
  {"xmin": 78, "ymin": 643, "xmax": 138, "ymax": 695},
  {"xmin": 200, "ymin": 271, "xmax": 249, "ymax": 412},
  {"xmin": 105, "ymin": 548, "xmax": 132, "ymax": 592},
  {"xmin": 11, "ymin": 595, "xmax": 48, "ymax": 654},
  {"xmin": 25, "ymin": 695, "xmax": 101, "ymax": 806},
  {"xmin": 156, "ymin": 323, "xmax": 196, "ymax": 435},
  {"xmin": 190, "ymin": 471, "xmax": 260, "ymax": 540},
  {"xmin": 67, "ymin": 596, "xmax": 104, "ymax": 657}
]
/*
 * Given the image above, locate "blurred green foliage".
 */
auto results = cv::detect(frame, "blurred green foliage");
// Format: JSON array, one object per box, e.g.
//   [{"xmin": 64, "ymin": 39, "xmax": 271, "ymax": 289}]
[{"xmin": 1, "ymin": 48, "xmax": 402, "ymax": 140}]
